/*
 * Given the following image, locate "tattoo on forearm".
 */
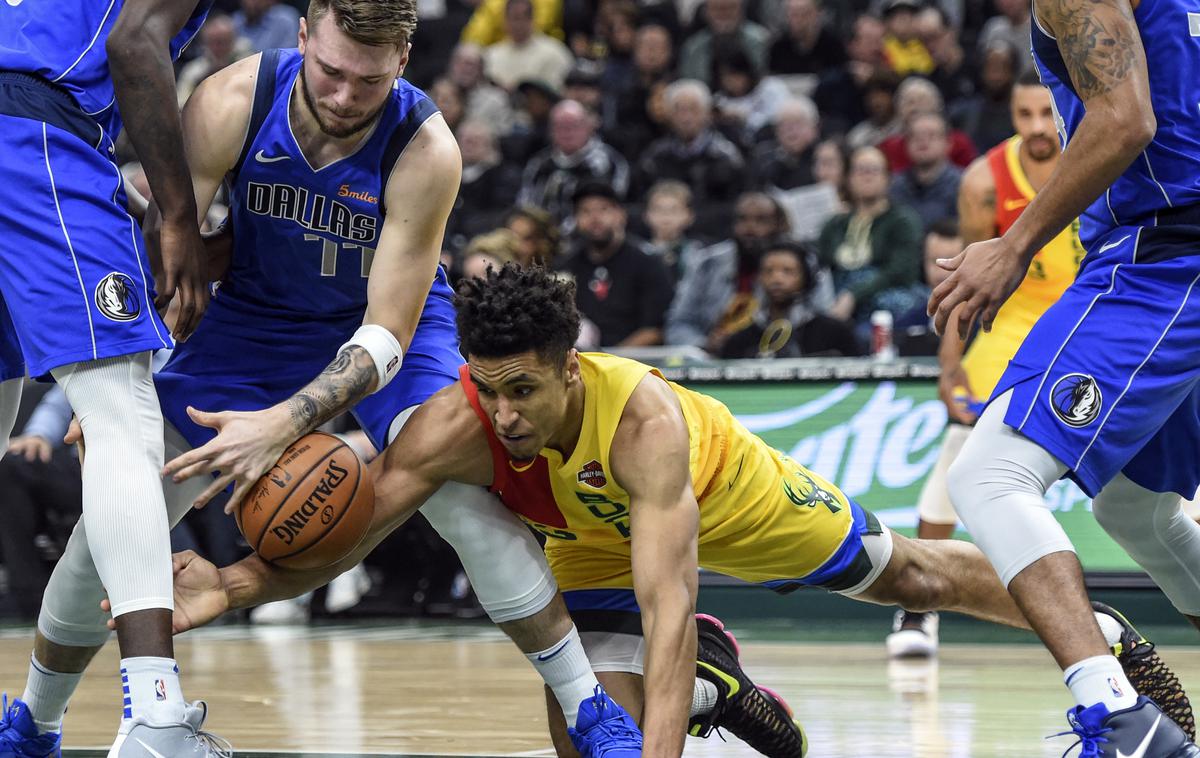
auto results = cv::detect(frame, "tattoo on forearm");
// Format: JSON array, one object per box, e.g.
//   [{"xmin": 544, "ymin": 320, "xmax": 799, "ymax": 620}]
[
  {"xmin": 285, "ymin": 346, "xmax": 377, "ymax": 435},
  {"xmin": 1046, "ymin": 0, "xmax": 1138, "ymax": 100}
]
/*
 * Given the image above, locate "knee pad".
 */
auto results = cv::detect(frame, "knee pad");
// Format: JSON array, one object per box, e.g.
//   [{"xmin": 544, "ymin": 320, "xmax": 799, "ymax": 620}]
[
  {"xmin": 946, "ymin": 391, "xmax": 1074, "ymax": 586},
  {"xmin": 38, "ymin": 521, "xmax": 112, "ymax": 648},
  {"xmin": 1093, "ymin": 474, "xmax": 1200, "ymax": 615},
  {"xmin": 420, "ymin": 482, "xmax": 557, "ymax": 623}
]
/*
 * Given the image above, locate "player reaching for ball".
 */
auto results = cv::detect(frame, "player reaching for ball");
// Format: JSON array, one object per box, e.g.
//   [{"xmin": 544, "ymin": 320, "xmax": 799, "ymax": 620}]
[
  {"xmin": 4, "ymin": 1, "xmax": 650, "ymax": 755},
  {"xmin": 166, "ymin": 264, "xmax": 1195, "ymax": 758}
]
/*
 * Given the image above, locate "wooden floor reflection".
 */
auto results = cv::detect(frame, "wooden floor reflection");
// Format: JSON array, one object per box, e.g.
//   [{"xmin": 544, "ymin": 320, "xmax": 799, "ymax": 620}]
[{"xmin": 0, "ymin": 622, "xmax": 1195, "ymax": 757}]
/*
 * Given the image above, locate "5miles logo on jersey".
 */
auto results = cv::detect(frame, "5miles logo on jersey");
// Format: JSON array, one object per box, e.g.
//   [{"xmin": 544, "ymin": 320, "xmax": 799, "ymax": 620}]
[{"xmin": 94, "ymin": 272, "xmax": 140, "ymax": 322}]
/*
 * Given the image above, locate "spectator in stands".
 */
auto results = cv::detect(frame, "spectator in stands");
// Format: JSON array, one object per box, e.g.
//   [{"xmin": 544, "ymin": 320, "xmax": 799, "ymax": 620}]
[
  {"xmin": 176, "ymin": 14, "xmax": 250, "ymax": 107},
  {"xmin": 484, "ymin": 0, "xmax": 575, "ymax": 91},
  {"xmin": 668, "ymin": 191, "xmax": 816, "ymax": 346},
  {"xmin": 642, "ymin": 180, "xmax": 702, "ymax": 281},
  {"xmin": 750, "ymin": 96, "xmax": 820, "ymax": 191},
  {"xmin": 814, "ymin": 138, "xmax": 850, "ymax": 212},
  {"xmin": 918, "ymin": 5, "xmax": 975, "ymax": 106},
  {"xmin": 595, "ymin": 0, "xmax": 639, "ymax": 90},
  {"xmin": 460, "ymin": 0, "xmax": 564, "ymax": 47},
  {"xmin": 460, "ymin": 229, "xmax": 520, "ymax": 281},
  {"xmin": 818, "ymin": 146, "xmax": 924, "ymax": 324},
  {"xmin": 518, "ymin": 99, "xmax": 630, "ymax": 221},
  {"xmin": 814, "ymin": 15, "xmax": 885, "ymax": 136},
  {"xmin": 506, "ymin": 79, "xmax": 559, "ymax": 163},
  {"xmin": 881, "ymin": 0, "xmax": 933, "ymax": 76},
  {"xmin": 878, "ymin": 76, "xmax": 976, "ymax": 171},
  {"xmin": 894, "ymin": 218, "xmax": 958, "ymax": 355},
  {"xmin": 637, "ymin": 79, "xmax": 745, "ymax": 205},
  {"xmin": 953, "ymin": 41, "xmax": 1020, "ymax": 152},
  {"xmin": 506, "ymin": 206, "xmax": 560, "ymax": 267},
  {"xmin": 889, "ymin": 112, "xmax": 963, "ymax": 230},
  {"xmin": 603, "ymin": 22, "xmax": 675, "ymax": 159},
  {"xmin": 564, "ymin": 60, "xmax": 605, "ymax": 114},
  {"xmin": 446, "ymin": 119, "xmax": 522, "ymax": 250},
  {"xmin": 447, "ymin": 43, "xmax": 516, "ymax": 135},
  {"xmin": 768, "ymin": 0, "xmax": 847, "ymax": 75},
  {"xmin": 712, "ymin": 45, "xmax": 791, "ymax": 145},
  {"xmin": 429, "ymin": 78, "xmax": 467, "ymax": 134},
  {"xmin": 845, "ymin": 69, "xmax": 900, "ymax": 150},
  {"xmin": 232, "ymin": 0, "xmax": 299, "ymax": 53},
  {"xmin": 719, "ymin": 242, "xmax": 861, "ymax": 358},
  {"xmin": 678, "ymin": 0, "xmax": 770, "ymax": 86},
  {"xmin": 978, "ymin": 0, "xmax": 1033, "ymax": 71},
  {"xmin": 557, "ymin": 182, "xmax": 673, "ymax": 346}
]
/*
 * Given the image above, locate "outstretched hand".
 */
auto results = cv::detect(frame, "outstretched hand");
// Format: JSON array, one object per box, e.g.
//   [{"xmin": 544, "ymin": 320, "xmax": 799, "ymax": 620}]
[{"xmin": 928, "ymin": 237, "xmax": 1029, "ymax": 340}]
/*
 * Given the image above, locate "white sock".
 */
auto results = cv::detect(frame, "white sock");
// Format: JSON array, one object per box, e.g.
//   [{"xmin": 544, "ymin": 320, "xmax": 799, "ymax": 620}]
[
  {"xmin": 1064, "ymin": 654, "xmax": 1139, "ymax": 712},
  {"xmin": 120, "ymin": 657, "xmax": 185, "ymax": 724},
  {"xmin": 691, "ymin": 678, "xmax": 719, "ymax": 717},
  {"xmin": 524, "ymin": 627, "xmax": 600, "ymax": 728},
  {"xmin": 20, "ymin": 654, "xmax": 83, "ymax": 734}
]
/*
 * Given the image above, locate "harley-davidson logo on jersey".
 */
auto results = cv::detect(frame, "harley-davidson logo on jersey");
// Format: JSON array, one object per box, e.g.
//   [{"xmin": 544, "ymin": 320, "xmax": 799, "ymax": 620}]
[{"xmin": 577, "ymin": 460, "xmax": 607, "ymax": 488}]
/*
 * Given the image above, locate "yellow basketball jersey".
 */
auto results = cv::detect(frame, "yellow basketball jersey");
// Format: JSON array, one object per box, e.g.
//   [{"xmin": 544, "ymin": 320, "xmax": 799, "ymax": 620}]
[
  {"xmin": 463, "ymin": 353, "xmax": 856, "ymax": 584},
  {"xmin": 960, "ymin": 137, "xmax": 1084, "ymax": 399}
]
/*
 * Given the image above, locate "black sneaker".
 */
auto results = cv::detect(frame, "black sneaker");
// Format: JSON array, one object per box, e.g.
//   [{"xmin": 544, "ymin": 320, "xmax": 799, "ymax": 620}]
[
  {"xmin": 1094, "ymin": 601, "xmax": 1196, "ymax": 740},
  {"xmin": 1054, "ymin": 696, "xmax": 1199, "ymax": 757},
  {"xmin": 690, "ymin": 614, "xmax": 807, "ymax": 757}
]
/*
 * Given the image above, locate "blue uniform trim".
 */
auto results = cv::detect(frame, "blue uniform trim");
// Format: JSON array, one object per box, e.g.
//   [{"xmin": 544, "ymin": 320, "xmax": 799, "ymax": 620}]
[
  {"xmin": 233, "ymin": 49, "xmax": 281, "ymax": 176},
  {"xmin": 760, "ymin": 500, "xmax": 880, "ymax": 593},
  {"xmin": 563, "ymin": 588, "xmax": 641, "ymax": 613}
]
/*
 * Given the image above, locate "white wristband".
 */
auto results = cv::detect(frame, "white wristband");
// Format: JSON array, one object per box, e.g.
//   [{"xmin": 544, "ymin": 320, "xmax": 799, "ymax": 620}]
[{"xmin": 340, "ymin": 324, "xmax": 403, "ymax": 393}]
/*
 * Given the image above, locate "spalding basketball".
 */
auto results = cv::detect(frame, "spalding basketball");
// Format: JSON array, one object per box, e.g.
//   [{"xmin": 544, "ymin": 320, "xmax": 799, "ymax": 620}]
[{"xmin": 237, "ymin": 432, "xmax": 374, "ymax": 570}]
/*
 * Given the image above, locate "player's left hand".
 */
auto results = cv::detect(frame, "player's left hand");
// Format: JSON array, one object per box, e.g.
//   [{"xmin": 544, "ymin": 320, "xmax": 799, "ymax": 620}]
[
  {"xmin": 162, "ymin": 405, "xmax": 294, "ymax": 514},
  {"xmin": 928, "ymin": 236, "xmax": 1028, "ymax": 340}
]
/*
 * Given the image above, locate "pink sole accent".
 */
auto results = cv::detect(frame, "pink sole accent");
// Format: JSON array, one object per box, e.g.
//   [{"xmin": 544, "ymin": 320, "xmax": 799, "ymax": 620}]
[
  {"xmin": 756, "ymin": 685, "xmax": 793, "ymax": 717},
  {"xmin": 696, "ymin": 613, "xmax": 741, "ymax": 658}
]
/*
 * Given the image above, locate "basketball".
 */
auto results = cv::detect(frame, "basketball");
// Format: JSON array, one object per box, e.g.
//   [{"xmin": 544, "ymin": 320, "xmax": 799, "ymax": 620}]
[{"xmin": 236, "ymin": 432, "xmax": 374, "ymax": 570}]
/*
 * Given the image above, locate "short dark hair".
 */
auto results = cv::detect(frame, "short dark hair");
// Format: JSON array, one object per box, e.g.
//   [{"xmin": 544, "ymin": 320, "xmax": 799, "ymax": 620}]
[
  {"xmin": 926, "ymin": 217, "xmax": 961, "ymax": 240},
  {"xmin": 455, "ymin": 263, "xmax": 581, "ymax": 367},
  {"xmin": 307, "ymin": 0, "xmax": 417, "ymax": 47},
  {"xmin": 761, "ymin": 240, "xmax": 816, "ymax": 292},
  {"xmin": 572, "ymin": 180, "xmax": 620, "ymax": 208},
  {"xmin": 1015, "ymin": 69, "xmax": 1044, "ymax": 89}
]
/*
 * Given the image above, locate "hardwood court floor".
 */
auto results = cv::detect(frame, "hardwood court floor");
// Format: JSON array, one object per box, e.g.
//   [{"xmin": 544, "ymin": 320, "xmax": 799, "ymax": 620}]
[{"xmin": 0, "ymin": 622, "xmax": 1196, "ymax": 757}]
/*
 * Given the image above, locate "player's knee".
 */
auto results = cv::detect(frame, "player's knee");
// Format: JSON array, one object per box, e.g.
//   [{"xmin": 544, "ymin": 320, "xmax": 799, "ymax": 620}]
[{"xmin": 887, "ymin": 559, "xmax": 951, "ymax": 613}]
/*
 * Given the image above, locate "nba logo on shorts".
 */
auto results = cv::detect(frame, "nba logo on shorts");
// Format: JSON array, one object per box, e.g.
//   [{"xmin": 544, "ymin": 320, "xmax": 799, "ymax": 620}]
[
  {"xmin": 155, "ymin": 679, "xmax": 167, "ymax": 701},
  {"xmin": 94, "ymin": 272, "xmax": 140, "ymax": 322},
  {"xmin": 1050, "ymin": 373, "xmax": 1102, "ymax": 427}
]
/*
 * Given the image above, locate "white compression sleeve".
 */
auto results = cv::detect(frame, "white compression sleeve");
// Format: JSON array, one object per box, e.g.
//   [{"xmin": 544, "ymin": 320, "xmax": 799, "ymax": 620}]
[
  {"xmin": 945, "ymin": 390, "xmax": 1076, "ymax": 587},
  {"xmin": 50, "ymin": 353, "xmax": 171, "ymax": 617},
  {"xmin": 0, "ymin": 376, "xmax": 22, "ymax": 451}
]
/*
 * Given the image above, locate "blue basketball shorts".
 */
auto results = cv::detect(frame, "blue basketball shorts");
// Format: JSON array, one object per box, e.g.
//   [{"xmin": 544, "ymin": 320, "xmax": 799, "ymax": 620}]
[
  {"xmin": 0, "ymin": 73, "xmax": 170, "ymax": 380},
  {"xmin": 992, "ymin": 222, "xmax": 1200, "ymax": 498}
]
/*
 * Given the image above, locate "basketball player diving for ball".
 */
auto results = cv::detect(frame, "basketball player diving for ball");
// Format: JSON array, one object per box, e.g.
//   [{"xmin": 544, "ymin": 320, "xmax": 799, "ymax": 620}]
[{"xmin": 165, "ymin": 264, "xmax": 1194, "ymax": 758}]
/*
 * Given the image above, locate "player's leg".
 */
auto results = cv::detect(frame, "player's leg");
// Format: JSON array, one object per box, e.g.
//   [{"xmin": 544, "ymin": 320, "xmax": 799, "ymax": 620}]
[
  {"xmin": 945, "ymin": 229, "xmax": 1200, "ymax": 753},
  {"xmin": 887, "ymin": 421, "xmax": 970, "ymax": 656}
]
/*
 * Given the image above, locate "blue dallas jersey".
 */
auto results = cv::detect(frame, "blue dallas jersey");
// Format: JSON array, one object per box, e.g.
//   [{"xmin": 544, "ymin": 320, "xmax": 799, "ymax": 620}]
[
  {"xmin": 0, "ymin": 0, "xmax": 211, "ymax": 137},
  {"xmin": 157, "ymin": 49, "xmax": 462, "ymax": 452},
  {"xmin": 1031, "ymin": 0, "xmax": 1200, "ymax": 248}
]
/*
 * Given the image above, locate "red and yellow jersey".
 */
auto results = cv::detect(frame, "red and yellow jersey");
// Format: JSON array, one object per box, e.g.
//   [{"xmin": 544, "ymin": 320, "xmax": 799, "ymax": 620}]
[
  {"xmin": 961, "ymin": 136, "xmax": 1084, "ymax": 399},
  {"xmin": 459, "ymin": 353, "xmax": 856, "ymax": 587}
]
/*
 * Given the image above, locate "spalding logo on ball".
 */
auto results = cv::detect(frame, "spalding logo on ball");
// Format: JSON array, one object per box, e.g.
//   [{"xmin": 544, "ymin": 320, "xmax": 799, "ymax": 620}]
[{"xmin": 236, "ymin": 432, "xmax": 375, "ymax": 570}]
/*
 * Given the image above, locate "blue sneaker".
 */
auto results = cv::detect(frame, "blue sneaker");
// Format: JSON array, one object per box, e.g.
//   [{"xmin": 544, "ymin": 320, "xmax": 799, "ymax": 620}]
[
  {"xmin": 0, "ymin": 694, "xmax": 62, "ymax": 758},
  {"xmin": 567, "ymin": 685, "xmax": 642, "ymax": 757},
  {"xmin": 1054, "ymin": 696, "xmax": 1200, "ymax": 757}
]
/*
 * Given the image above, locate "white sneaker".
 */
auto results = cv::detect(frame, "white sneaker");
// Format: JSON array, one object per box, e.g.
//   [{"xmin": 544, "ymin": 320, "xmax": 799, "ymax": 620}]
[
  {"xmin": 108, "ymin": 701, "xmax": 231, "ymax": 757},
  {"xmin": 325, "ymin": 563, "xmax": 371, "ymax": 614},
  {"xmin": 250, "ymin": 594, "xmax": 311, "ymax": 624},
  {"xmin": 886, "ymin": 610, "xmax": 939, "ymax": 658}
]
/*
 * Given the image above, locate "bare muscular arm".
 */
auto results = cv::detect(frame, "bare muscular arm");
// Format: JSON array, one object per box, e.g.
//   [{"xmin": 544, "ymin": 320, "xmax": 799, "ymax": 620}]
[
  {"xmin": 611, "ymin": 375, "xmax": 700, "ymax": 758},
  {"xmin": 929, "ymin": 0, "xmax": 1152, "ymax": 337},
  {"xmin": 170, "ymin": 384, "xmax": 492, "ymax": 632}
]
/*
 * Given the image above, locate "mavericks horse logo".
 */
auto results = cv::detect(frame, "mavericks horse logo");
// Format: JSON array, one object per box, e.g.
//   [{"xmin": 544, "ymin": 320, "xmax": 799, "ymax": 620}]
[
  {"xmin": 1050, "ymin": 373, "xmax": 1102, "ymax": 428},
  {"xmin": 94, "ymin": 272, "xmax": 140, "ymax": 322}
]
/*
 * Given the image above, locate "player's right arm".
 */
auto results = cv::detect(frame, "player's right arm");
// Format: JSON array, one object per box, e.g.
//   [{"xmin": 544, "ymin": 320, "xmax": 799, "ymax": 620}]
[
  {"xmin": 106, "ymin": 0, "xmax": 212, "ymax": 339},
  {"xmin": 163, "ymin": 385, "xmax": 494, "ymax": 632},
  {"xmin": 937, "ymin": 157, "xmax": 995, "ymax": 423},
  {"xmin": 929, "ymin": 0, "xmax": 1153, "ymax": 338},
  {"xmin": 144, "ymin": 55, "xmax": 259, "ymax": 284}
]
